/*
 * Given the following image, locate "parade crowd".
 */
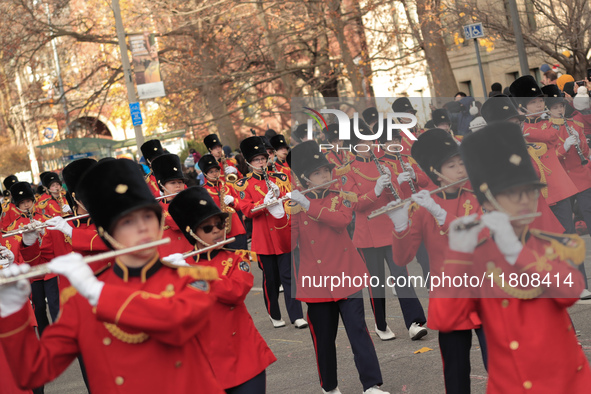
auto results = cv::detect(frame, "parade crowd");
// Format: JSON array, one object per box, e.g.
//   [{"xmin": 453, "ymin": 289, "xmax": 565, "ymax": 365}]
[{"xmin": 1, "ymin": 73, "xmax": 591, "ymax": 393}]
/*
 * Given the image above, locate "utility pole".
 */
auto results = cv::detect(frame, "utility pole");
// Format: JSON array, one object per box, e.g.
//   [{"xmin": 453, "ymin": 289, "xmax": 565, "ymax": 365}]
[
  {"xmin": 507, "ymin": 0, "xmax": 530, "ymax": 76},
  {"xmin": 111, "ymin": 0, "xmax": 145, "ymax": 153},
  {"xmin": 15, "ymin": 72, "xmax": 41, "ymax": 183}
]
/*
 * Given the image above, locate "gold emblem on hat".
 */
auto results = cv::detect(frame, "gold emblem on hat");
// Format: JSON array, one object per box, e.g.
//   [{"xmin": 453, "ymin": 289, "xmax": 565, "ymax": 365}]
[
  {"xmin": 19, "ymin": 191, "xmax": 23, "ymax": 195},
  {"xmin": 531, "ymin": 88, "xmax": 536, "ymax": 91},
  {"xmin": 153, "ymin": 147, "xmax": 158, "ymax": 151},
  {"xmin": 115, "ymin": 184, "xmax": 128, "ymax": 194},
  {"xmin": 173, "ymin": 167, "xmax": 177, "ymax": 171},
  {"xmin": 314, "ymin": 155, "xmax": 319, "ymax": 159},
  {"xmin": 503, "ymin": 106, "xmax": 509, "ymax": 110},
  {"xmin": 254, "ymin": 146, "xmax": 259, "ymax": 149},
  {"xmin": 199, "ymin": 200, "xmax": 207, "ymax": 205},
  {"xmin": 509, "ymin": 154, "xmax": 522, "ymax": 165}
]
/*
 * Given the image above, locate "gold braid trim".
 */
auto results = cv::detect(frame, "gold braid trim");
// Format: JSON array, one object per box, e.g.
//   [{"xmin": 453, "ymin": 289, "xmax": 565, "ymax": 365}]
[
  {"xmin": 486, "ymin": 262, "xmax": 544, "ymax": 299},
  {"xmin": 340, "ymin": 190, "xmax": 358, "ymax": 203},
  {"xmin": 60, "ymin": 286, "xmax": 77, "ymax": 305},
  {"xmin": 529, "ymin": 229, "xmax": 586, "ymax": 265},
  {"xmin": 335, "ymin": 163, "xmax": 351, "ymax": 176},
  {"xmin": 527, "ymin": 144, "xmax": 552, "ymax": 198},
  {"xmin": 103, "ymin": 323, "xmax": 149, "ymax": 344},
  {"xmin": 177, "ymin": 266, "xmax": 219, "ymax": 281},
  {"xmin": 352, "ymin": 167, "xmax": 380, "ymax": 181},
  {"xmin": 329, "ymin": 196, "xmax": 339, "ymax": 212}
]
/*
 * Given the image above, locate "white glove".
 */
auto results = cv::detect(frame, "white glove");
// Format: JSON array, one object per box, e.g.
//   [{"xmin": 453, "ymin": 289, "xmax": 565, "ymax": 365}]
[
  {"xmin": 0, "ymin": 246, "xmax": 15, "ymax": 265},
  {"xmin": 62, "ymin": 204, "xmax": 72, "ymax": 214},
  {"xmin": 411, "ymin": 190, "xmax": 447, "ymax": 225},
  {"xmin": 223, "ymin": 195, "xmax": 234, "ymax": 206},
  {"xmin": 264, "ymin": 190, "xmax": 285, "ymax": 219},
  {"xmin": 397, "ymin": 172, "xmax": 412, "ymax": 186},
  {"xmin": 224, "ymin": 166, "xmax": 238, "ymax": 175},
  {"xmin": 48, "ymin": 253, "xmax": 104, "ymax": 306},
  {"xmin": 22, "ymin": 221, "xmax": 44, "ymax": 247},
  {"xmin": 268, "ymin": 182, "xmax": 280, "ymax": 198},
  {"xmin": 480, "ymin": 211, "xmax": 523, "ymax": 265},
  {"xmin": 374, "ymin": 174, "xmax": 392, "ymax": 197},
  {"xmin": 563, "ymin": 135, "xmax": 579, "ymax": 152},
  {"xmin": 0, "ymin": 264, "xmax": 32, "ymax": 317},
  {"xmin": 448, "ymin": 214, "xmax": 484, "ymax": 253},
  {"xmin": 290, "ymin": 190, "xmax": 310, "ymax": 210},
  {"xmin": 46, "ymin": 216, "xmax": 73, "ymax": 238},
  {"xmin": 386, "ymin": 199, "xmax": 410, "ymax": 232},
  {"xmin": 402, "ymin": 163, "xmax": 416, "ymax": 180},
  {"xmin": 162, "ymin": 253, "xmax": 191, "ymax": 267}
]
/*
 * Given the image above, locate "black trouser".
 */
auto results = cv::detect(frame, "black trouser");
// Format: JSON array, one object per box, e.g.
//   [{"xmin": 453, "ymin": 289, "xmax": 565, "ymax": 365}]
[
  {"xmin": 360, "ymin": 246, "xmax": 426, "ymax": 331},
  {"xmin": 31, "ymin": 277, "xmax": 60, "ymax": 336},
  {"xmin": 258, "ymin": 253, "xmax": 303, "ymax": 323},
  {"xmin": 307, "ymin": 296, "xmax": 383, "ymax": 392},
  {"xmin": 550, "ymin": 198, "xmax": 575, "ymax": 234},
  {"xmin": 438, "ymin": 328, "xmax": 488, "ymax": 394},
  {"xmin": 225, "ymin": 370, "xmax": 266, "ymax": 394}
]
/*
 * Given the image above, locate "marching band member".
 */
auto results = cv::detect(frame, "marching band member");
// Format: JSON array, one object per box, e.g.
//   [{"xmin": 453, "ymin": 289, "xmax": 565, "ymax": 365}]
[
  {"xmin": 339, "ymin": 120, "xmax": 426, "ymax": 341},
  {"xmin": 204, "ymin": 134, "xmax": 241, "ymax": 182},
  {"xmin": 270, "ymin": 134, "xmax": 292, "ymax": 181},
  {"xmin": 391, "ymin": 97, "xmax": 423, "ymax": 153},
  {"xmin": 480, "ymin": 95, "xmax": 565, "ymax": 234},
  {"xmin": 440, "ymin": 122, "xmax": 591, "ymax": 393},
  {"xmin": 36, "ymin": 172, "xmax": 70, "ymax": 217},
  {"xmin": 509, "ymin": 75, "xmax": 579, "ymax": 234},
  {"xmin": 541, "ymin": 84, "xmax": 591, "ymax": 298},
  {"xmin": 385, "ymin": 129, "xmax": 486, "ymax": 393},
  {"xmin": 140, "ymin": 139, "xmax": 165, "ymax": 198},
  {"xmin": 1, "ymin": 175, "xmax": 20, "ymax": 231},
  {"xmin": 7, "ymin": 181, "xmax": 58, "ymax": 336},
  {"xmin": 233, "ymin": 136, "xmax": 307, "ymax": 329},
  {"xmin": 199, "ymin": 154, "xmax": 247, "ymax": 250},
  {"xmin": 29, "ymin": 159, "xmax": 111, "ymax": 292},
  {"xmin": 0, "ymin": 158, "xmax": 223, "ymax": 393},
  {"xmin": 150, "ymin": 153, "xmax": 193, "ymax": 255},
  {"xmin": 168, "ymin": 186, "xmax": 276, "ymax": 393},
  {"xmin": 290, "ymin": 141, "xmax": 389, "ymax": 394},
  {"xmin": 431, "ymin": 109, "xmax": 462, "ymax": 143}
]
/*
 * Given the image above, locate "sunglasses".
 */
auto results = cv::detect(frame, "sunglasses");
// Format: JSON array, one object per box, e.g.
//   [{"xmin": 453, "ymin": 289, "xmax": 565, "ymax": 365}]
[{"xmin": 199, "ymin": 221, "xmax": 225, "ymax": 233}]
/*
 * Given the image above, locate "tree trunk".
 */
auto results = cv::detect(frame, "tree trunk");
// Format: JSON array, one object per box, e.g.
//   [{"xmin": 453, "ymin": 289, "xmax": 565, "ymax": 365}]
[
  {"xmin": 194, "ymin": 31, "xmax": 239, "ymax": 149},
  {"xmin": 415, "ymin": 0, "xmax": 458, "ymax": 97}
]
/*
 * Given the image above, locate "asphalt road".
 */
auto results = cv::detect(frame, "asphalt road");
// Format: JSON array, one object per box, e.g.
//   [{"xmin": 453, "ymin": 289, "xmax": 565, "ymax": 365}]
[{"xmin": 44, "ymin": 237, "xmax": 591, "ymax": 394}]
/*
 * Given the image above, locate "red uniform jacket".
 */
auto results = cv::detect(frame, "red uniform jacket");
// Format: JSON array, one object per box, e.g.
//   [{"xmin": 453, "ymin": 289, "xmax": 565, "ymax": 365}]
[
  {"xmin": 234, "ymin": 172, "xmax": 291, "ymax": 255},
  {"xmin": 523, "ymin": 118, "xmax": 579, "ymax": 204},
  {"xmin": 290, "ymin": 189, "xmax": 369, "ymax": 302},
  {"xmin": 392, "ymin": 188, "xmax": 482, "ymax": 330},
  {"xmin": 0, "ymin": 258, "xmax": 223, "ymax": 394},
  {"xmin": 35, "ymin": 192, "xmax": 68, "ymax": 218},
  {"xmin": 398, "ymin": 127, "xmax": 422, "ymax": 155},
  {"xmin": 340, "ymin": 156, "xmax": 400, "ymax": 248},
  {"xmin": 5, "ymin": 209, "xmax": 55, "ymax": 281},
  {"xmin": 551, "ymin": 118, "xmax": 591, "ymax": 193},
  {"xmin": 436, "ymin": 228, "xmax": 591, "ymax": 393},
  {"xmin": 1, "ymin": 200, "xmax": 20, "ymax": 232},
  {"xmin": 324, "ymin": 149, "xmax": 355, "ymax": 170},
  {"xmin": 203, "ymin": 180, "xmax": 246, "ymax": 239},
  {"xmin": 378, "ymin": 152, "xmax": 430, "ymax": 198},
  {"xmin": 159, "ymin": 200, "xmax": 194, "ymax": 256},
  {"xmin": 190, "ymin": 249, "xmax": 276, "ymax": 388}
]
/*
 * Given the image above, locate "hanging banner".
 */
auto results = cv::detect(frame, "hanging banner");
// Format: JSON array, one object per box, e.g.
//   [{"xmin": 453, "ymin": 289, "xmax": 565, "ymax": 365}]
[{"xmin": 129, "ymin": 33, "xmax": 166, "ymax": 99}]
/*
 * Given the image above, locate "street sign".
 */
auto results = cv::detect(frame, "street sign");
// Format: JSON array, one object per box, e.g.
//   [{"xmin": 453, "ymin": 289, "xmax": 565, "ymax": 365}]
[
  {"xmin": 463, "ymin": 23, "xmax": 485, "ymax": 40},
  {"xmin": 129, "ymin": 102, "xmax": 143, "ymax": 126}
]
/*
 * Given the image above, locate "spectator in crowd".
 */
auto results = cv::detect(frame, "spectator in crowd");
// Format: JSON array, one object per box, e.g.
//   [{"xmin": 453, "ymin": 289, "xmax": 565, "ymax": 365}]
[
  {"xmin": 454, "ymin": 92, "xmax": 467, "ymax": 101},
  {"xmin": 489, "ymin": 82, "xmax": 502, "ymax": 97},
  {"xmin": 541, "ymin": 70, "xmax": 558, "ymax": 86}
]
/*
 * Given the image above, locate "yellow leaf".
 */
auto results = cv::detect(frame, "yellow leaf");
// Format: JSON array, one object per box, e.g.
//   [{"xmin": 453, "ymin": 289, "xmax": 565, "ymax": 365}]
[{"xmin": 413, "ymin": 347, "xmax": 433, "ymax": 354}]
